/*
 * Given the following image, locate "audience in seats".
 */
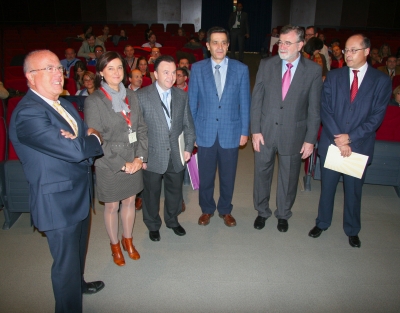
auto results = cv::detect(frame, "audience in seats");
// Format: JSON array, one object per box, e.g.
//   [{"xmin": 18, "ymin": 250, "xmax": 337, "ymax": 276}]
[
  {"xmin": 0, "ymin": 81, "xmax": 9, "ymax": 99},
  {"xmin": 78, "ymin": 25, "xmax": 93, "ymax": 40},
  {"xmin": 329, "ymin": 38, "xmax": 341, "ymax": 54},
  {"xmin": 369, "ymin": 48, "xmax": 384, "ymax": 68},
  {"xmin": 128, "ymin": 69, "xmax": 143, "ymax": 91},
  {"xmin": 379, "ymin": 43, "xmax": 391, "ymax": 63},
  {"xmin": 136, "ymin": 56, "xmax": 155, "ymax": 82},
  {"xmin": 97, "ymin": 25, "xmax": 112, "ymax": 43},
  {"xmin": 197, "ymin": 29, "xmax": 207, "ymax": 43},
  {"xmin": 74, "ymin": 61, "xmax": 87, "ymax": 90},
  {"xmin": 330, "ymin": 45, "xmax": 346, "ymax": 69},
  {"xmin": 75, "ymin": 71, "xmax": 96, "ymax": 96},
  {"xmin": 178, "ymin": 57, "xmax": 191, "ymax": 76},
  {"xmin": 78, "ymin": 33, "xmax": 105, "ymax": 62},
  {"xmin": 176, "ymin": 27, "xmax": 188, "ymax": 40},
  {"xmin": 377, "ymin": 55, "xmax": 400, "ymax": 79},
  {"xmin": 305, "ymin": 26, "xmax": 330, "ymax": 70},
  {"xmin": 148, "ymin": 47, "xmax": 161, "ymax": 64},
  {"xmin": 87, "ymin": 45, "xmax": 104, "ymax": 66},
  {"xmin": 175, "ymin": 67, "xmax": 189, "ymax": 92},
  {"xmin": 119, "ymin": 30, "xmax": 128, "ymax": 41},
  {"xmin": 142, "ymin": 32, "xmax": 162, "ymax": 48},
  {"xmin": 389, "ymin": 86, "xmax": 400, "ymax": 107},
  {"xmin": 303, "ymin": 37, "xmax": 328, "ymax": 81},
  {"xmin": 84, "ymin": 51, "xmax": 148, "ymax": 266},
  {"xmin": 124, "ymin": 44, "xmax": 138, "ymax": 71},
  {"xmin": 60, "ymin": 48, "xmax": 80, "ymax": 78}
]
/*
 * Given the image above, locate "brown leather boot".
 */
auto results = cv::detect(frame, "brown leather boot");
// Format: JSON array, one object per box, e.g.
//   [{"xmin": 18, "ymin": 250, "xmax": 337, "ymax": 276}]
[
  {"xmin": 110, "ymin": 241, "xmax": 125, "ymax": 266},
  {"xmin": 135, "ymin": 197, "xmax": 142, "ymax": 210},
  {"xmin": 121, "ymin": 236, "xmax": 140, "ymax": 260}
]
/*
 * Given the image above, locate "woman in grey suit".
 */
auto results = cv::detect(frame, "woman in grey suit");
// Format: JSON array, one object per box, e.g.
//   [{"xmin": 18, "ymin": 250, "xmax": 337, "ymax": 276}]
[{"xmin": 84, "ymin": 52, "xmax": 148, "ymax": 266}]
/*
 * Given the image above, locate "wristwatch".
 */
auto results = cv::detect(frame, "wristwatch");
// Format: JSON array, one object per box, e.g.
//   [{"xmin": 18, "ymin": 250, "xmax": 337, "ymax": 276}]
[{"xmin": 136, "ymin": 156, "xmax": 144, "ymax": 162}]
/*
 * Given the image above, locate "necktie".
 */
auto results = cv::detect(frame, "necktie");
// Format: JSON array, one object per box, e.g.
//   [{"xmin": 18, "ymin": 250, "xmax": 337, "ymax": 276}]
[
  {"xmin": 350, "ymin": 70, "xmax": 359, "ymax": 102},
  {"xmin": 162, "ymin": 91, "xmax": 171, "ymax": 129},
  {"xmin": 53, "ymin": 101, "xmax": 78, "ymax": 135},
  {"xmin": 214, "ymin": 65, "xmax": 222, "ymax": 100},
  {"xmin": 237, "ymin": 13, "xmax": 241, "ymax": 28},
  {"xmin": 282, "ymin": 63, "xmax": 293, "ymax": 100}
]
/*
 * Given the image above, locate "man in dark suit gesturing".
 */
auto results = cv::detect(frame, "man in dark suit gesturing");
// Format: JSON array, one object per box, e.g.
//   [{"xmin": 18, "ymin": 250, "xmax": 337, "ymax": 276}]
[
  {"xmin": 228, "ymin": 2, "xmax": 249, "ymax": 62},
  {"xmin": 137, "ymin": 55, "xmax": 195, "ymax": 242},
  {"xmin": 9, "ymin": 50, "xmax": 104, "ymax": 313},
  {"xmin": 189, "ymin": 26, "xmax": 251, "ymax": 227},
  {"xmin": 308, "ymin": 35, "xmax": 392, "ymax": 248},
  {"xmin": 251, "ymin": 25, "xmax": 322, "ymax": 233}
]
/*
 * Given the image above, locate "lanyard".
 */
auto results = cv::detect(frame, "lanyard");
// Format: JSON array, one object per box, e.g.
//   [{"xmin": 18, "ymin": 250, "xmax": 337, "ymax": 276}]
[{"xmin": 100, "ymin": 87, "xmax": 131, "ymax": 128}]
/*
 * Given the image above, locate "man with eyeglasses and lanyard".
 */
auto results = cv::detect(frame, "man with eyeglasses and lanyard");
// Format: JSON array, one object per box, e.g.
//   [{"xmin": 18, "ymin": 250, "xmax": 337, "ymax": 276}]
[
  {"xmin": 9, "ymin": 50, "xmax": 105, "ymax": 312},
  {"xmin": 251, "ymin": 25, "xmax": 322, "ymax": 233},
  {"xmin": 308, "ymin": 35, "xmax": 391, "ymax": 248}
]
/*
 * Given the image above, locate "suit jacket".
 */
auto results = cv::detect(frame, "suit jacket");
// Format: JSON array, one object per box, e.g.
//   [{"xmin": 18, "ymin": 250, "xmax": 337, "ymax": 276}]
[
  {"xmin": 377, "ymin": 65, "xmax": 400, "ymax": 77},
  {"xmin": 77, "ymin": 39, "xmax": 105, "ymax": 60},
  {"xmin": 318, "ymin": 65, "xmax": 392, "ymax": 163},
  {"xmin": 251, "ymin": 55, "xmax": 322, "ymax": 155},
  {"xmin": 228, "ymin": 11, "xmax": 250, "ymax": 35},
  {"xmin": 9, "ymin": 89, "xmax": 103, "ymax": 232},
  {"xmin": 136, "ymin": 84, "xmax": 195, "ymax": 174},
  {"xmin": 84, "ymin": 88, "xmax": 148, "ymax": 173},
  {"xmin": 189, "ymin": 57, "xmax": 251, "ymax": 149}
]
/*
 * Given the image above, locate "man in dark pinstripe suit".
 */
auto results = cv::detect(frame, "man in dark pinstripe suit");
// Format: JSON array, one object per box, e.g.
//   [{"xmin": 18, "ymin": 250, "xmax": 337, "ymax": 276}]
[{"xmin": 136, "ymin": 55, "xmax": 196, "ymax": 242}]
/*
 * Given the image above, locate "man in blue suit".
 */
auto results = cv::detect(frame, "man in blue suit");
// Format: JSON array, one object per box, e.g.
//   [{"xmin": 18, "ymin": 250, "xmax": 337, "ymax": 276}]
[
  {"xmin": 189, "ymin": 26, "xmax": 250, "ymax": 227},
  {"xmin": 308, "ymin": 35, "xmax": 392, "ymax": 248},
  {"xmin": 9, "ymin": 50, "xmax": 104, "ymax": 312}
]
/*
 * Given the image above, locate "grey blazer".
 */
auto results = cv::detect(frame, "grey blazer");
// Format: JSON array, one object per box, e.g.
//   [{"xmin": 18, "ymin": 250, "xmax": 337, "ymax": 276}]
[
  {"xmin": 136, "ymin": 84, "xmax": 196, "ymax": 175},
  {"xmin": 251, "ymin": 55, "xmax": 322, "ymax": 155},
  {"xmin": 84, "ymin": 89, "xmax": 148, "ymax": 173}
]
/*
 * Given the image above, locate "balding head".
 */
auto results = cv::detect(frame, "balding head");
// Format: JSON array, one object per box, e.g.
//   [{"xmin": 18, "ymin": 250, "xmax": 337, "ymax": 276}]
[{"xmin": 129, "ymin": 69, "xmax": 143, "ymax": 89}]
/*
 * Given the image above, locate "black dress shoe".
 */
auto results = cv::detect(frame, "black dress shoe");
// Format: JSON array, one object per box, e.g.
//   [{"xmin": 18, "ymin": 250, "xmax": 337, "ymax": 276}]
[
  {"xmin": 82, "ymin": 281, "xmax": 105, "ymax": 294},
  {"xmin": 149, "ymin": 230, "xmax": 160, "ymax": 241},
  {"xmin": 308, "ymin": 226, "xmax": 326, "ymax": 238},
  {"xmin": 277, "ymin": 219, "xmax": 288, "ymax": 232},
  {"xmin": 167, "ymin": 224, "xmax": 186, "ymax": 236},
  {"xmin": 254, "ymin": 216, "xmax": 268, "ymax": 230},
  {"xmin": 348, "ymin": 235, "xmax": 361, "ymax": 248}
]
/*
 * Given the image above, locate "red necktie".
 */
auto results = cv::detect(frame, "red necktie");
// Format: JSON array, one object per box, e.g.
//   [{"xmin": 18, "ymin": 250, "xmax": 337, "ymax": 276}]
[
  {"xmin": 282, "ymin": 63, "xmax": 293, "ymax": 100},
  {"xmin": 350, "ymin": 70, "xmax": 359, "ymax": 102}
]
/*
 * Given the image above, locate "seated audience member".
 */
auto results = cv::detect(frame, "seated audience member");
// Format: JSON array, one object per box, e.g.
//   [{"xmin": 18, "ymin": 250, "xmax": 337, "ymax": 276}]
[
  {"xmin": 303, "ymin": 37, "xmax": 328, "ymax": 80},
  {"xmin": 75, "ymin": 71, "xmax": 96, "ymax": 96},
  {"xmin": 176, "ymin": 27, "xmax": 189, "ymax": 40},
  {"xmin": 87, "ymin": 45, "xmax": 104, "ymax": 65},
  {"xmin": 184, "ymin": 37, "xmax": 207, "ymax": 59},
  {"xmin": 148, "ymin": 47, "xmax": 161, "ymax": 64},
  {"xmin": 144, "ymin": 28, "xmax": 153, "ymax": 41},
  {"xmin": 142, "ymin": 33, "xmax": 162, "ymax": 48},
  {"xmin": 178, "ymin": 57, "xmax": 191, "ymax": 75},
  {"xmin": 262, "ymin": 27, "xmax": 279, "ymax": 57},
  {"xmin": 97, "ymin": 25, "xmax": 112, "ymax": 43},
  {"xmin": 389, "ymin": 86, "xmax": 400, "ymax": 107},
  {"xmin": 0, "ymin": 81, "xmax": 9, "ymax": 99},
  {"xmin": 369, "ymin": 48, "xmax": 384, "ymax": 68},
  {"xmin": 378, "ymin": 55, "xmax": 400, "ymax": 79},
  {"xmin": 330, "ymin": 46, "xmax": 346, "ymax": 69},
  {"xmin": 119, "ymin": 29, "xmax": 128, "ymax": 41},
  {"xmin": 124, "ymin": 44, "xmax": 138, "ymax": 71},
  {"xmin": 197, "ymin": 29, "xmax": 207, "ymax": 43},
  {"xmin": 128, "ymin": 69, "xmax": 143, "ymax": 91},
  {"xmin": 136, "ymin": 56, "xmax": 155, "ymax": 82},
  {"xmin": 379, "ymin": 43, "xmax": 391, "ymax": 63},
  {"xmin": 74, "ymin": 61, "xmax": 87, "ymax": 90},
  {"xmin": 318, "ymin": 33, "xmax": 326, "ymax": 45},
  {"xmin": 329, "ymin": 38, "xmax": 340, "ymax": 54},
  {"xmin": 60, "ymin": 48, "xmax": 80, "ymax": 78},
  {"xmin": 78, "ymin": 25, "xmax": 93, "ymax": 40},
  {"xmin": 78, "ymin": 33, "xmax": 105, "ymax": 61},
  {"xmin": 175, "ymin": 67, "xmax": 189, "ymax": 92}
]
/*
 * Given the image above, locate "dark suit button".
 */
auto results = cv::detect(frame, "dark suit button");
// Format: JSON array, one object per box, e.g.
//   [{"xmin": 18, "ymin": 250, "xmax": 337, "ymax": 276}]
[
  {"xmin": 275, "ymin": 122, "xmax": 278, "ymax": 125},
  {"xmin": 167, "ymin": 148, "xmax": 170, "ymax": 151},
  {"xmin": 219, "ymin": 106, "xmax": 221, "ymax": 108},
  {"xmin": 280, "ymin": 107, "xmax": 283, "ymax": 109},
  {"xmin": 216, "ymin": 119, "xmax": 219, "ymax": 121}
]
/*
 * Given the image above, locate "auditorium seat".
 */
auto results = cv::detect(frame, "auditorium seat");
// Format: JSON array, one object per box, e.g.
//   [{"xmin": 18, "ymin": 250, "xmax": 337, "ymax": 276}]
[
  {"xmin": 4, "ymin": 79, "xmax": 28, "ymax": 94},
  {"xmin": 4, "ymin": 66, "xmax": 25, "ymax": 81}
]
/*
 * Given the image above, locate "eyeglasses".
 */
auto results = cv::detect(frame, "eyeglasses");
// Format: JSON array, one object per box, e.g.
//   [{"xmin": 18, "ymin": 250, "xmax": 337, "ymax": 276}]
[
  {"xmin": 342, "ymin": 48, "xmax": 365, "ymax": 55},
  {"xmin": 30, "ymin": 66, "xmax": 64, "ymax": 73},
  {"xmin": 95, "ymin": 50, "xmax": 103, "ymax": 53},
  {"xmin": 277, "ymin": 40, "xmax": 301, "ymax": 47},
  {"xmin": 305, "ymin": 33, "xmax": 315, "ymax": 37}
]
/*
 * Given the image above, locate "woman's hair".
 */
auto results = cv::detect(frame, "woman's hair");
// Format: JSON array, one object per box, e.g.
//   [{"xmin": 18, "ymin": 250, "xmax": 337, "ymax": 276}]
[
  {"xmin": 94, "ymin": 51, "xmax": 126, "ymax": 88},
  {"xmin": 135, "ymin": 56, "xmax": 151, "ymax": 78},
  {"xmin": 379, "ymin": 43, "xmax": 391, "ymax": 57},
  {"xmin": 74, "ymin": 61, "xmax": 87, "ymax": 82},
  {"xmin": 83, "ymin": 70, "xmax": 95, "ymax": 82},
  {"xmin": 304, "ymin": 37, "xmax": 323, "ymax": 55},
  {"xmin": 393, "ymin": 85, "xmax": 400, "ymax": 97}
]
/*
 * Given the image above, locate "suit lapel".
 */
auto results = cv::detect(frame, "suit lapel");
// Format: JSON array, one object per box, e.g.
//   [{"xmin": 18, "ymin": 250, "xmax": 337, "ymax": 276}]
[
  {"xmin": 354, "ymin": 65, "xmax": 374, "ymax": 104},
  {"xmin": 203, "ymin": 59, "xmax": 218, "ymax": 98},
  {"xmin": 338, "ymin": 67, "xmax": 351, "ymax": 103},
  {"xmin": 223, "ymin": 59, "xmax": 237, "ymax": 100},
  {"xmin": 284, "ymin": 56, "xmax": 306, "ymax": 101}
]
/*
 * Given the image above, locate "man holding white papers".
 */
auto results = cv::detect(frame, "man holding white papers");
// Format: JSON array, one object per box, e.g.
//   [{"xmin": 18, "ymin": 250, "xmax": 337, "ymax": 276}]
[{"xmin": 309, "ymin": 34, "xmax": 392, "ymax": 248}]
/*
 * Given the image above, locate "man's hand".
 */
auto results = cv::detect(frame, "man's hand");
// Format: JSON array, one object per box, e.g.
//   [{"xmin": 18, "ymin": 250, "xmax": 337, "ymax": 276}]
[
  {"xmin": 300, "ymin": 142, "xmax": 314, "ymax": 159},
  {"xmin": 240, "ymin": 135, "xmax": 248, "ymax": 146},
  {"xmin": 334, "ymin": 134, "xmax": 350, "ymax": 147},
  {"xmin": 184, "ymin": 151, "xmax": 191, "ymax": 162},
  {"xmin": 87, "ymin": 128, "xmax": 103, "ymax": 144},
  {"xmin": 338, "ymin": 145, "xmax": 352, "ymax": 157},
  {"xmin": 60, "ymin": 129, "xmax": 76, "ymax": 139},
  {"xmin": 88, "ymin": 52, "xmax": 95, "ymax": 59},
  {"xmin": 252, "ymin": 133, "xmax": 264, "ymax": 152}
]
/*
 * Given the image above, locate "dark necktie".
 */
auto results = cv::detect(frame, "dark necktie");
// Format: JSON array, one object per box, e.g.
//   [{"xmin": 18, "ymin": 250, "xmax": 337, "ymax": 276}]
[{"xmin": 350, "ymin": 70, "xmax": 359, "ymax": 102}]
